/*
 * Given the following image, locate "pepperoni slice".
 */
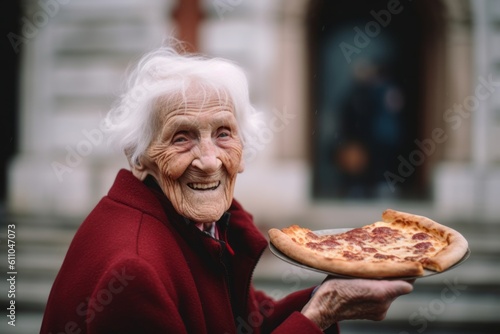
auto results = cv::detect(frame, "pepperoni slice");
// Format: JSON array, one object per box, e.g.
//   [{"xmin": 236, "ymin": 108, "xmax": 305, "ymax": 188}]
[
  {"xmin": 305, "ymin": 242, "xmax": 324, "ymax": 251},
  {"xmin": 374, "ymin": 253, "xmax": 400, "ymax": 260},
  {"xmin": 345, "ymin": 228, "xmax": 371, "ymax": 240},
  {"xmin": 306, "ymin": 232, "xmax": 320, "ymax": 240},
  {"xmin": 372, "ymin": 227, "xmax": 398, "ymax": 235},
  {"xmin": 412, "ymin": 232, "xmax": 430, "ymax": 240},
  {"xmin": 318, "ymin": 238, "xmax": 341, "ymax": 248},
  {"xmin": 413, "ymin": 242, "xmax": 432, "ymax": 254},
  {"xmin": 343, "ymin": 251, "xmax": 364, "ymax": 261},
  {"xmin": 414, "ymin": 242, "xmax": 432, "ymax": 250},
  {"xmin": 371, "ymin": 236, "xmax": 387, "ymax": 244}
]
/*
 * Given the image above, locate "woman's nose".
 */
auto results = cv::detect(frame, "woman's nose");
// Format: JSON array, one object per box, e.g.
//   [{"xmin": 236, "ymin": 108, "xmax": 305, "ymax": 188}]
[{"xmin": 191, "ymin": 139, "xmax": 222, "ymax": 173}]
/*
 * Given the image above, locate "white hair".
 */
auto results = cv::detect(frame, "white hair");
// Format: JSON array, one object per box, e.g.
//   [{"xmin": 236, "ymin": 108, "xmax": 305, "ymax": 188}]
[{"xmin": 102, "ymin": 47, "xmax": 261, "ymax": 165}]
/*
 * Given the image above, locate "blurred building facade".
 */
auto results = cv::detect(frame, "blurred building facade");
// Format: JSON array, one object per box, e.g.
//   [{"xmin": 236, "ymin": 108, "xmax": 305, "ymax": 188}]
[
  {"xmin": 6, "ymin": 0, "xmax": 500, "ymax": 225},
  {"xmin": 3, "ymin": 1, "xmax": 500, "ymax": 333}
]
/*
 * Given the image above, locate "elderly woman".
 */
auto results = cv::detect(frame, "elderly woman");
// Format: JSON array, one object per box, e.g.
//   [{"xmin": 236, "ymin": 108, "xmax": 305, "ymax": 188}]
[{"xmin": 41, "ymin": 47, "xmax": 413, "ymax": 333}]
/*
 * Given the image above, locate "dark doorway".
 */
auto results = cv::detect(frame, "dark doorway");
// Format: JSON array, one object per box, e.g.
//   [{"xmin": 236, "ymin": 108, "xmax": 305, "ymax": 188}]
[
  {"xmin": 1, "ymin": 3, "xmax": 21, "ymax": 206},
  {"xmin": 308, "ymin": 0, "xmax": 426, "ymax": 200}
]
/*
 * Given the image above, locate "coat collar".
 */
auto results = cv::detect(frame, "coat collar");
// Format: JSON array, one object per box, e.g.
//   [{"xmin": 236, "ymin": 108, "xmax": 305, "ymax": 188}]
[{"xmin": 107, "ymin": 169, "xmax": 168, "ymax": 223}]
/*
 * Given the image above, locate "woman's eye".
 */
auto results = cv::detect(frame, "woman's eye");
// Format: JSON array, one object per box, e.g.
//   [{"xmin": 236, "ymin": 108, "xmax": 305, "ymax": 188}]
[
  {"xmin": 217, "ymin": 128, "xmax": 231, "ymax": 138},
  {"xmin": 172, "ymin": 132, "xmax": 189, "ymax": 143}
]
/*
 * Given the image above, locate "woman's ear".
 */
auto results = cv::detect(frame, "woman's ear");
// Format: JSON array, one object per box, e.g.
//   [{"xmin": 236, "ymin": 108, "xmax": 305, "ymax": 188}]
[
  {"xmin": 131, "ymin": 157, "xmax": 150, "ymax": 181},
  {"xmin": 238, "ymin": 157, "xmax": 245, "ymax": 173}
]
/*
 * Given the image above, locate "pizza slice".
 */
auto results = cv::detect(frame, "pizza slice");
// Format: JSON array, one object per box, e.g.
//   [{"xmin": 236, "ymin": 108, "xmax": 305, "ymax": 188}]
[{"xmin": 268, "ymin": 209, "xmax": 469, "ymax": 278}]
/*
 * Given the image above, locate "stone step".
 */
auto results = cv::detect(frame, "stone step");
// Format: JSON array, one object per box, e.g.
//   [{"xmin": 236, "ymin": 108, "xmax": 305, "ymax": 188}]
[
  {"xmin": 0, "ymin": 312, "xmax": 42, "ymax": 334},
  {"xmin": 253, "ymin": 280, "xmax": 500, "ymax": 325},
  {"xmin": 340, "ymin": 320, "xmax": 500, "ymax": 334}
]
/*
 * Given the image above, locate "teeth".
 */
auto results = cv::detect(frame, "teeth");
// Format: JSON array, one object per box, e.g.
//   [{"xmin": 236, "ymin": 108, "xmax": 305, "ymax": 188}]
[{"xmin": 188, "ymin": 181, "xmax": 220, "ymax": 190}]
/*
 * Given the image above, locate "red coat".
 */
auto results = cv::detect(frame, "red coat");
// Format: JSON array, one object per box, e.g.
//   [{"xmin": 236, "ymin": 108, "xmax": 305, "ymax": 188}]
[{"xmin": 41, "ymin": 169, "xmax": 338, "ymax": 333}]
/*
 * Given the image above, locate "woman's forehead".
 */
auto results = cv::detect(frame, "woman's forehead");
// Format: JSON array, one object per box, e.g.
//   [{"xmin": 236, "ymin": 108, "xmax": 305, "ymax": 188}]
[
  {"xmin": 176, "ymin": 96, "xmax": 233, "ymax": 111},
  {"xmin": 162, "ymin": 97, "xmax": 234, "ymax": 120},
  {"xmin": 157, "ymin": 87, "xmax": 234, "ymax": 114},
  {"xmin": 160, "ymin": 101, "xmax": 237, "ymax": 130}
]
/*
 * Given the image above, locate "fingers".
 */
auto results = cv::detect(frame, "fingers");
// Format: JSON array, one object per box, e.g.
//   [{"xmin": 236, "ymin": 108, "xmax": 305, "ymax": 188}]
[
  {"xmin": 387, "ymin": 279, "xmax": 414, "ymax": 296},
  {"xmin": 302, "ymin": 277, "xmax": 415, "ymax": 326},
  {"xmin": 324, "ymin": 276, "xmax": 414, "ymax": 294}
]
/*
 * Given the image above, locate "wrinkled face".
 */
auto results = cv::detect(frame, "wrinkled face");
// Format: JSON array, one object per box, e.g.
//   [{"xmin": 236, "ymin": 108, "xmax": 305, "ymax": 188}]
[{"xmin": 141, "ymin": 95, "xmax": 244, "ymax": 224}]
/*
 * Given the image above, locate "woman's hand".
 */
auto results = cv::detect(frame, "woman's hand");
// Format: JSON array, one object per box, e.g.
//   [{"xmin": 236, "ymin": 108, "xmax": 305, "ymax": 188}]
[{"xmin": 301, "ymin": 278, "xmax": 414, "ymax": 330}]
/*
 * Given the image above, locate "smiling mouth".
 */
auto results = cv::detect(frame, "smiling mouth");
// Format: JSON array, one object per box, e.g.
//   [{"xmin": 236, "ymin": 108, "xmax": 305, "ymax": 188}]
[{"xmin": 187, "ymin": 181, "xmax": 221, "ymax": 191}]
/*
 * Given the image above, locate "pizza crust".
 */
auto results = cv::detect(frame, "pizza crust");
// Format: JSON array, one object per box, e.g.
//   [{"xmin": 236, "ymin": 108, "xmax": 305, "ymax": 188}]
[
  {"xmin": 268, "ymin": 209, "xmax": 468, "ymax": 278},
  {"xmin": 382, "ymin": 209, "xmax": 469, "ymax": 272}
]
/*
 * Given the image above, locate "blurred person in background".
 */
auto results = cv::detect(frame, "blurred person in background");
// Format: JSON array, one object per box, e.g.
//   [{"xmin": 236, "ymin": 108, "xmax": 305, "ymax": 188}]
[
  {"xmin": 336, "ymin": 58, "xmax": 405, "ymax": 198},
  {"xmin": 40, "ymin": 46, "xmax": 413, "ymax": 333}
]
